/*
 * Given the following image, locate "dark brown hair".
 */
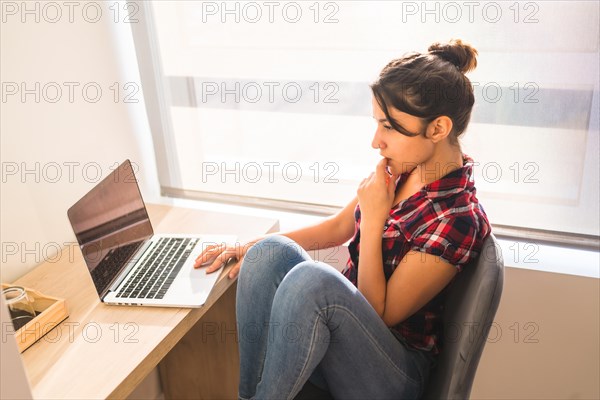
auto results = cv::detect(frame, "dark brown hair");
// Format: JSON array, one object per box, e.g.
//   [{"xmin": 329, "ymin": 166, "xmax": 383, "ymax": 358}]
[{"xmin": 370, "ymin": 39, "xmax": 478, "ymax": 145}]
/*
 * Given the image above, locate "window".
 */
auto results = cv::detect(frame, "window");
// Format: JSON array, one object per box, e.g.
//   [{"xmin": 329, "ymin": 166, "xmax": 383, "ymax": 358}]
[{"xmin": 131, "ymin": 1, "xmax": 599, "ymax": 242}]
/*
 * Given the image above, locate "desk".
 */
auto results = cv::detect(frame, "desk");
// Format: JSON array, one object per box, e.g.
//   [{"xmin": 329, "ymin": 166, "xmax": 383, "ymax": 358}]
[{"xmin": 13, "ymin": 204, "xmax": 279, "ymax": 399}]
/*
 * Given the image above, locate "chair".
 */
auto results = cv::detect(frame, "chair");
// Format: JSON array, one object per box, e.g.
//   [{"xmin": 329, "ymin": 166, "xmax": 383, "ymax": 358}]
[
  {"xmin": 294, "ymin": 233, "xmax": 504, "ymax": 400},
  {"xmin": 421, "ymin": 233, "xmax": 504, "ymax": 399}
]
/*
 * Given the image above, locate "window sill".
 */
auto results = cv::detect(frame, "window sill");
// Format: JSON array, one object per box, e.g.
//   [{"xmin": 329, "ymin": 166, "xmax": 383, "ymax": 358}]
[{"xmin": 161, "ymin": 197, "xmax": 599, "ymax": 279}]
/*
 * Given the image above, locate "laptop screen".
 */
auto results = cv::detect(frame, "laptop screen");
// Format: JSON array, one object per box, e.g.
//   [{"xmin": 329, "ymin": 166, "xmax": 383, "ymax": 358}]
[{"xmin": 67, "ymin": 160, "xmax": 153, "ymax": 296}]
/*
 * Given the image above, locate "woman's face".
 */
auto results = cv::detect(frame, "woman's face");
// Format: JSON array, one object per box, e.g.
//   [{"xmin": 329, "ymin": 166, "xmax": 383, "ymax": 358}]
[{"xmin": 371, "ymin": 96, "xmax": 435, "ymax": 176}]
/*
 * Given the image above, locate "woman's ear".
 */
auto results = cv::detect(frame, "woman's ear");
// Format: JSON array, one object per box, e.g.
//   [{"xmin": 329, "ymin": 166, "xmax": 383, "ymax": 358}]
[{"xmin": 426, "ymin": 116, "xmax": 453, "ymax": 143}]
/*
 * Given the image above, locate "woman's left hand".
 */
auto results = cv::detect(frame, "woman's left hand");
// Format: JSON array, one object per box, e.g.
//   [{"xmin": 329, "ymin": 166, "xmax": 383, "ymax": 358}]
[{"xmin": 357, "ymin": 158, "xmax": 399, "ymax": 227}]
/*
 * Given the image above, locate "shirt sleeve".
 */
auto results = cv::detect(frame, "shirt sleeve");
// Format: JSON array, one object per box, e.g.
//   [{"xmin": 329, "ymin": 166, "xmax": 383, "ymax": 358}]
[{"xmin": 409, "ymin": 216, "xmax": 482, "ymax": 272}]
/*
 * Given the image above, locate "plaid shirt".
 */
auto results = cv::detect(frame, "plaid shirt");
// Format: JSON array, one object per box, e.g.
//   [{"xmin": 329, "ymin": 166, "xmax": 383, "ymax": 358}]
[{"xmin": 342, "ymin": 154, "xmax": 490, "ymax": 356}]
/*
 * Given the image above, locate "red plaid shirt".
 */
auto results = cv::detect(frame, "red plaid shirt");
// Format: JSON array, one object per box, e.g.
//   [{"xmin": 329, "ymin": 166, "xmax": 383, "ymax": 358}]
[{"xmin": 342, "ymin": 154, "xmax": 490, "ymax": 356}]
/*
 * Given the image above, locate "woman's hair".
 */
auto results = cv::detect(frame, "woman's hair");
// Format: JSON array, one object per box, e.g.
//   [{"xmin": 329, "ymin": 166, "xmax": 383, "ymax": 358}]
[{"xmin": 370, "ymin": 39, "xmax": 478, "ymax": 145}]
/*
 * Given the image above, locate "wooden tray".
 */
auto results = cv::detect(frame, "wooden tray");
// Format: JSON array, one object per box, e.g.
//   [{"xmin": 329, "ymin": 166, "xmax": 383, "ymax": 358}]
[{"xmin": 2, "ymin": 283, "xmax": 69, "ymax": 353}]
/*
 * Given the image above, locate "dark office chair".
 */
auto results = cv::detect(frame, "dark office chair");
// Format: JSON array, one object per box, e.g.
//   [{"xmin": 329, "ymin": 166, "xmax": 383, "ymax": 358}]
[
  {"xmin": 421, "ymin": 233, "xmax": 504, "ymax": 399},
  {"xmin": 294, "ymin": 233, "xmax": 504, "ymax": 400}
]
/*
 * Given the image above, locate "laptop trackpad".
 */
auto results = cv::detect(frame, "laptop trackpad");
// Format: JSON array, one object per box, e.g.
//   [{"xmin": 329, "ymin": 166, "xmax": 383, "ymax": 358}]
[{"xmin": 165, "ymin": 260, "xmax": 223, "ymax": 300}]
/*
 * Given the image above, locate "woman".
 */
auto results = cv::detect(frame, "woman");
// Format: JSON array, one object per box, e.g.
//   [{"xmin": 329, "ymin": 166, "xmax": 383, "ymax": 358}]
[{"xmin": 194, "ymin": 38, "xmax": 491, "ymax": 400}]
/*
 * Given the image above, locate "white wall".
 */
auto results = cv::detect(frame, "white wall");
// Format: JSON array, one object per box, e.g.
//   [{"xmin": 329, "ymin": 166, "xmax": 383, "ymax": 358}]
[{"xmin": 0, "ymin": 1, "xmax": 160, "ymax": 284}]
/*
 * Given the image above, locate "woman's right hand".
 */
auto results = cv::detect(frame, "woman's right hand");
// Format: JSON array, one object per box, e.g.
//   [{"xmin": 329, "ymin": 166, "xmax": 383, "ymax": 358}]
[{"xmin": 193, "ymin": 236, "xmax": 265, "ymax": 279}]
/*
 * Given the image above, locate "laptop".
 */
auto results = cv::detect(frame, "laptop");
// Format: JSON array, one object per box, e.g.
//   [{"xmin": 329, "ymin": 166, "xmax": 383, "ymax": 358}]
[{"xmin": 67, "ymin": 159, "xmax": 236, "ymax": 307}]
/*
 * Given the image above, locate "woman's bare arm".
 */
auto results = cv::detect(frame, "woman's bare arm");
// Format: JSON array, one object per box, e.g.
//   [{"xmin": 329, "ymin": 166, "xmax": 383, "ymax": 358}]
[
  {"xmin": 194, "ymin": 196, "xmax": 359, "ymax": 277},
  {"xmin": 270, "ymin": 196, "xmax": 359, "ymax": 251}
]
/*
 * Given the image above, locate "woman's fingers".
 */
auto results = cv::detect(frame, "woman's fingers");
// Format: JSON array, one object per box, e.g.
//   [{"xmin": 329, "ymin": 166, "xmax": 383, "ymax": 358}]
[
  {"xmin": 359, "ymin": 172, "xmax": 376, "ymax": 187},
  {"xmin": 228, "ymin": 259, "xmax": 243, "ymax": 279},
  {"xmin": 195, "ymin": 238, "xmax": 260, "ymax": 277},
  {"xmin": 193, "ymin": 244, "xmax": 223, "ymax": 268},
  {"xmin": 205, "ymin": 246, "xmax": 240, "ymax": 274},
  {"xmin": 194, "ymin": 243, "xmax": 220, "ymax": 262}
]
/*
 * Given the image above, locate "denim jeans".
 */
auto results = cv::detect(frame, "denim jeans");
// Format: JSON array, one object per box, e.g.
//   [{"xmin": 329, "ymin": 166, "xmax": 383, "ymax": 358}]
[{"xmin": 236, "ymin": 235, "xmax": 434, "ymax": 400}]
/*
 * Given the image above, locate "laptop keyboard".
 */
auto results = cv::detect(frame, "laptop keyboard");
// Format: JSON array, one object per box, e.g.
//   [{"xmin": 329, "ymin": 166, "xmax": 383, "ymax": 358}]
[{"xmin": 116, "ymin": 237, "xmax": 198, "ymax": 300}]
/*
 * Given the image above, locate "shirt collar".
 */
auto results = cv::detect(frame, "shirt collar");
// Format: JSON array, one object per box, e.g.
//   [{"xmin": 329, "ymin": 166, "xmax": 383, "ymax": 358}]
[
  {"xmin": 423, "ymin": 154, "xmax": 474, "ymax": 198},
  {"xmin": 387, "ymin": 154, "xmax": 477, "ymax": 242},
  {"xmin": 395, "ymin": 154, "xmax": 474, "ymax": 200}
]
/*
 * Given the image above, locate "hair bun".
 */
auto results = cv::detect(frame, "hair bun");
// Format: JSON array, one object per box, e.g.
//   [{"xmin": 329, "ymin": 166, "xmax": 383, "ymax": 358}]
[{"xmin": 428, "ymin": 39, "xmax": 478, "ymax": 74}]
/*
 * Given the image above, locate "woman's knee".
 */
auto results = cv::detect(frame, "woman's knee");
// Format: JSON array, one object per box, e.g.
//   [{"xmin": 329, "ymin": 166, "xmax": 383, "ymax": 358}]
[
  {"xmin": 276, "ymin": 261, "xmax": 348, "ymax": 303},
  {"xmin": 240, "ymin": 235, "xmax": 308, "ymax": 280}
]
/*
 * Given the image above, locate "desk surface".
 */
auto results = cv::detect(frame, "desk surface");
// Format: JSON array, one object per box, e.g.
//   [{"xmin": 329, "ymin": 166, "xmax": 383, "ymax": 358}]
[{"xmin": 13, "ymin": 203, "xmax": 279, "ymax": 400}]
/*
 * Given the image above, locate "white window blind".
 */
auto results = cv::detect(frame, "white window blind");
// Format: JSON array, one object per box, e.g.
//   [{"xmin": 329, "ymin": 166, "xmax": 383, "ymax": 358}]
[{"xmin": 132, "ymin": 1, "xmax": 599, "ymax": 239}]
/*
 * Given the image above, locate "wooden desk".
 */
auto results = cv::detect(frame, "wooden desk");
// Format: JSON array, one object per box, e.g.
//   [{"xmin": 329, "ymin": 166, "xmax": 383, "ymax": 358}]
[{"xmin": 13, "ymin": 204, "xmax": 279, "ymax": 399}]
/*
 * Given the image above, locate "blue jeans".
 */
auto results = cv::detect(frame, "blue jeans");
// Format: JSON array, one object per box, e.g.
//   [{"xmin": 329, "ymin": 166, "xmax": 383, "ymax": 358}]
[{"xmin": 236, "ymin": 235, "xmax": 434, "ymax": 400}]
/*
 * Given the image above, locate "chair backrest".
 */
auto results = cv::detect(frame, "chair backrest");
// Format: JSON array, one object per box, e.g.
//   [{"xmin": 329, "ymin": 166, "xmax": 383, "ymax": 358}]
[{"xmin": 422, "ymin": 233, "xmax": 504, "ymax": 400}]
